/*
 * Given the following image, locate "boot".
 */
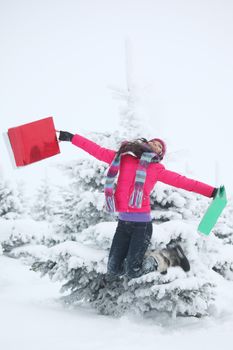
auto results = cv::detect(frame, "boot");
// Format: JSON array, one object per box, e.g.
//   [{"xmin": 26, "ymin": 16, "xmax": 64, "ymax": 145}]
[
  {"xmin": 145, "ymin": 244, "xmax": 190, "ymax": 274},
  {"xmin": 165, "ymin": 244, "xmax": 190, "ymax": 272},
  {"xmin": 144, "ymin": 250, "xmax": 170, "ymax": 274}
]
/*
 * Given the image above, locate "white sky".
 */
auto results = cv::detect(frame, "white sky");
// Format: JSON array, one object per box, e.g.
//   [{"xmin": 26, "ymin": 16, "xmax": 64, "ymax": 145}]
[{"xmin": 0, "ymin": 0, "xmax": 233, "ymax": 194}]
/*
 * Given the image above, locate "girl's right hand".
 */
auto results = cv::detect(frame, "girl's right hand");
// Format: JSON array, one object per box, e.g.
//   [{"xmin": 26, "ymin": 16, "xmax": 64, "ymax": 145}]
[{"xmin": 57, "ymin": 130, "xmax": 74, "ymax": 142}]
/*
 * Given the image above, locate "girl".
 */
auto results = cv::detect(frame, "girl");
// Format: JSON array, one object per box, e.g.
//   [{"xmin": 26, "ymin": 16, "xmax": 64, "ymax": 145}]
[{"xmin": 58, "ymin": 131, "xmax": 217, "ymax": 279}]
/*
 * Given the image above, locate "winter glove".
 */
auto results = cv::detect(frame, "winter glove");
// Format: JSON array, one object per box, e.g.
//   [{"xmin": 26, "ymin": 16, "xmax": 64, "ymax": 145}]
[
  {"xmin": 211, "ymin": 187, "xmax": 218, "ymax": 198},
  {"xmin": 58, "ymin": 131, "xmax": 74, "ymax": 142}
]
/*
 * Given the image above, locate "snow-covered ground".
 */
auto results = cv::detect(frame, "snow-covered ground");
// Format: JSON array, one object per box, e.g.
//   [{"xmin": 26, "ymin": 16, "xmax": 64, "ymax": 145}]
[{"xmin": 1, "ymin": 255, "xmax": 233, "ymax": 350}]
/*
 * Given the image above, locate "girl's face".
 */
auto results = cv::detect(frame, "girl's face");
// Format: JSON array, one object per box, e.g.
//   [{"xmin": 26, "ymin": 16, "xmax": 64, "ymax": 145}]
[{"xmin": 148, "ymin": 140, "xmax": 163, "ymax": 155}]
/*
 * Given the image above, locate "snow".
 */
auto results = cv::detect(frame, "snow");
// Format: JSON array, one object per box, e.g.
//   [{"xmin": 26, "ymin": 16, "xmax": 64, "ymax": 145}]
[
  {"xmin": 1, "ymin": 255, "xmax": 233, "ymax": 350},
  {"xmin": 0, "ymin": 218, "xmax": 53, "ymax": 243}
]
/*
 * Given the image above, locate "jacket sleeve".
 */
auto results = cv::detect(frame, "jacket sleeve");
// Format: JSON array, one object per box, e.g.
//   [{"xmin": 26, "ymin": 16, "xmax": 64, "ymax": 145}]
[
  {"xmin": 157, "ymin": 164, "xmax": 215, "ymax": 198},
  {"xmin": 71, "ymin": 134, "xmax": 116, "ymax": 164}
]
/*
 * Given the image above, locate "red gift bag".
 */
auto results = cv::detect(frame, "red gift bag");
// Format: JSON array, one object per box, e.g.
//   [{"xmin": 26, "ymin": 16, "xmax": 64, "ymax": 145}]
[{"xmin": 7, "ymin": 116, "xmax": 60, "ymax": 167}]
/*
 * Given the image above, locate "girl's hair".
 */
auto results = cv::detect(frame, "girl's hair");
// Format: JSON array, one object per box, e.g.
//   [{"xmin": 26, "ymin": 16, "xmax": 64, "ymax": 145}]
[{"xmin": 116, "ymin": 138, "xmax": 152, "ymax": 158}]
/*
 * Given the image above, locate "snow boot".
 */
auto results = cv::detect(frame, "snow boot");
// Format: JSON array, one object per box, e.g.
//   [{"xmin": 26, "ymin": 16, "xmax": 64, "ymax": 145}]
[
  {"xmin": 144, "ymin": 250, "xmax": 170, "ymax": 274},
  {"xmin": 145, "ymin": 244, "xmax": 190, "ymax": 274},
  {"xmin": 165, "ymin": 244, "xmax": 190, "ymax": 272}
]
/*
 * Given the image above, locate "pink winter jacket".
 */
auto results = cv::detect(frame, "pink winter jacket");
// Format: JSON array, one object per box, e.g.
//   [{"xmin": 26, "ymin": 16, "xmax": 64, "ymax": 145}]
[{"xmin": 72, "ymin": 134, "xmax": 215, "ymax": 213}]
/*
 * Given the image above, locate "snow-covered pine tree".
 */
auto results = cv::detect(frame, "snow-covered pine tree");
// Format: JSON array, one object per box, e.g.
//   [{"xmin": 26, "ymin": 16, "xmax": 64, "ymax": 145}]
[
  {"xmin": 0, "ymin": 177, "xmax": 23, "ymax": 220},
  {"xmin": 1, "ymin": 219, "xmax": 59, "ymax": 258},
  {"xmin": 30, "ymin": 80, "xmax": 233, "ymax": 318},
  {"xmin": 31, "ymin": 216, "xmax": 233, "ymax": 317},
  {"xmin": 1, "ymin": 174, "xmax": 65, "ymax": 256},
  {"xmin": 55, "ymin": 158, "xmax": 112, "ymax": 234},
  {"xmin": 53, "ymin": 72, "xmax": 155, "ymax": 236},
  {"xmin": 31, "ymin": 176, "xmax": 54, "ymax": 222},
  {"xmin": 15, "ymin": 179, "xmax": 29, "ymax": 216}
]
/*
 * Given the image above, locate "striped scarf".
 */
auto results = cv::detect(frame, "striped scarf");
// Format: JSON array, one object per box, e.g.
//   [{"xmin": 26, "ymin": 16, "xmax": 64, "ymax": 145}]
[{"xmin": 104, "ymin": 151, "xmax": 160, "ymax": 213}]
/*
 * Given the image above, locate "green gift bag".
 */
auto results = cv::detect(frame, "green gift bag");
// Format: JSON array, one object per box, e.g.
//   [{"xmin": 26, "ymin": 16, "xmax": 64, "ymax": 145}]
[{"xmin": 198, "ymin": 186, "xmax": 227, "ymax": 236}]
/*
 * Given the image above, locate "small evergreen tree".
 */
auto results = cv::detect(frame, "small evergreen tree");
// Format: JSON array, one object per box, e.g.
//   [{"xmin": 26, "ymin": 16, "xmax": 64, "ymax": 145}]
[
  {"xmin": 31, "ymin": 215, "xmax": 233, "ymax": 317},
  {"xmin": 0, "ymin": 177, "xmax": 23, "ymax": 219},
  {"xmin": 31, "ymin": 176, "xmax": 54, "ymax": 222},
  {"xmin": 29, "ymin": 86, "xmax": 233, "ymax": 318}
]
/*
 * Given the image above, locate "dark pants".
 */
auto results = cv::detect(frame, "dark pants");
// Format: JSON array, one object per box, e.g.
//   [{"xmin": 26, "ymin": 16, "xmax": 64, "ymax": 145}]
[{"xmin": 107, "ymin": 220, "xmax": 153, "ymax": 279}]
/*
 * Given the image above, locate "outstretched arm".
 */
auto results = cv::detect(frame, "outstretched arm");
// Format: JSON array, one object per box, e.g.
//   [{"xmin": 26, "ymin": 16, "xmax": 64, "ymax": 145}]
[
  {"xmin": 58, "ymin": 131, "xmax": 116, "ymax": 164},
  {"xmin": 157, "ymin": 165, "xmax": 216, "ymax": 198}
]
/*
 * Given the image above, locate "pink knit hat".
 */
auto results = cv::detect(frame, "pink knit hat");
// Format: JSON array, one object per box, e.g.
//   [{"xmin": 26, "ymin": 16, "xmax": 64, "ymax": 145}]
[{"xmin": 149, "ymin": 138, "xmax": 167, "ymax": 158}]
